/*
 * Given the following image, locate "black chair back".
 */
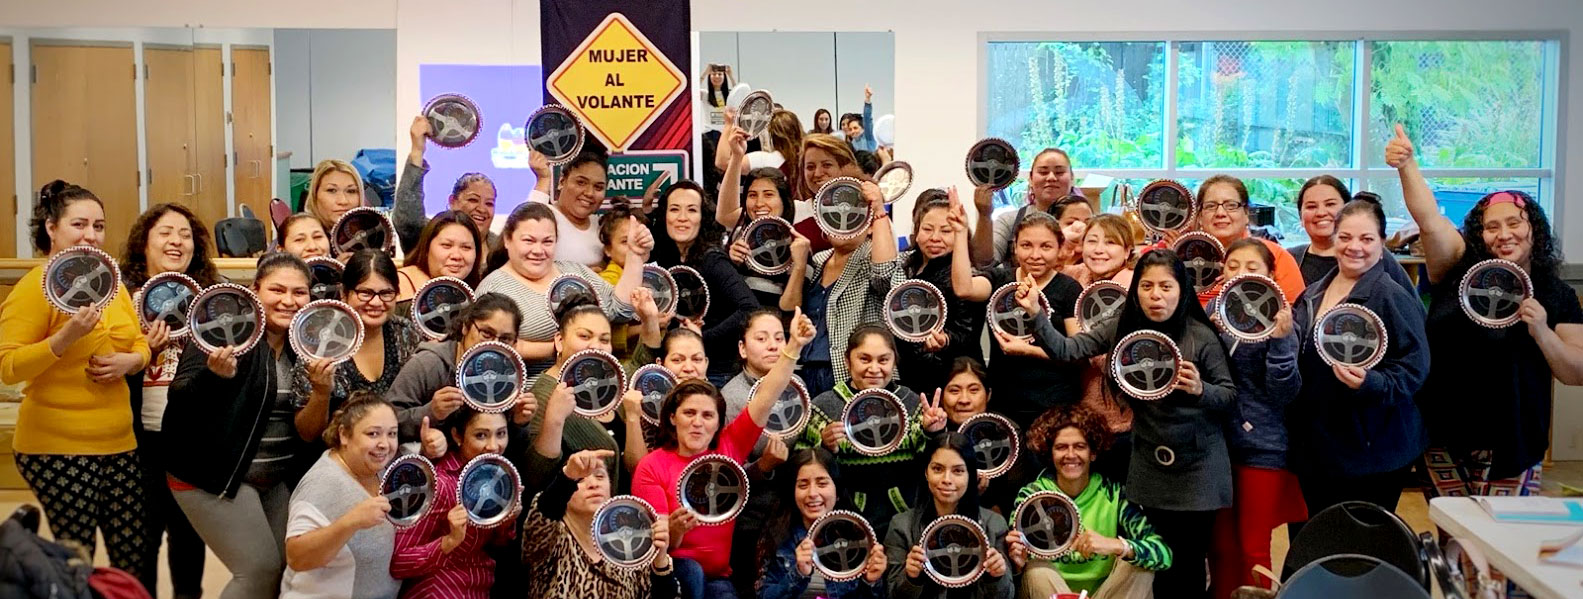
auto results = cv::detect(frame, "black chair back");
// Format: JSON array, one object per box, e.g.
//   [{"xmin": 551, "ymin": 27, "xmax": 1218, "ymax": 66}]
[
  {"xmin": 1283, "ymin": 501, "xmax": 1426, "ymax": 588},
  {"xmin": 1277, "ymin": 554, "xmax": 1430, "ymax": 599}
]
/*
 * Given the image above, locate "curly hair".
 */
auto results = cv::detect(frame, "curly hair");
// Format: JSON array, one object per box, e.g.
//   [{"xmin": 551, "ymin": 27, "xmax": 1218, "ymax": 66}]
[
  {"xmin": 1026, "ymin": 404, "xmax": 1113, "ymax": 459},
  {"xmin": 120, "ymin": 203, "xmax": 223, "ymax": 289},
  {"xmin": 1461, "ymin": 190, "xmax": 1562, "ymax": 279}
]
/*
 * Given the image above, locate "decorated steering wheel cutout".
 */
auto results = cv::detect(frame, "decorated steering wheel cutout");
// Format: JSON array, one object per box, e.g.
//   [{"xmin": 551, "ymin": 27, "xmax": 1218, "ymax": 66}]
[
  {"xmin": 412, "ymin": 277, "xmax": 474, "ymax": 341},
  {"xmin": 423, "ymin": 93, "xmax": 482, "ymax": 149},
  {"xmin": 187, "ymin": 283, "xmax": 265, "ymax": 355},
  {"xmin": 630, "ymin": 364, "xmax": 677, "ymax": 426},
  {"xmin": 1172, "ymin": 232, "xmax": 1224, "ymax": 294},
  {"xmin": 43, "ymin": 245, "xmax": 121, "ymax": 314},
  {"xmin": 1458, "ymin": 259, "xmax": 1532, "ymax": 329},
  {"xmin": 841, "ymin": 388, "xmax": 909, "ymax": 457},
  {"xmin": 380, "ymin": 454, "xmax": 437, "ymax": 528},
  {"xmin": 676, "ymin": 454, "xmax": 749, "ymax": 525},
  {"xmin": 593, "ymin": 495, "xmax": 660, "ymax": 569},
  {"xmin": 455, "ymin": 340, "xmax": 525, "ymax": 413},
  {"xmin": 964, "ymin": 138, "xmax": 1019, "ymax": 190},
  {"xmin": 808, "ymin": 510, "xmax": 877, "ymax": 582},
  {"xmin": 874, "ymin": 161, "xmax": 913, "ymax": 205},
  {"xmin": 546, "ymin": 274, "xmax": 601, "ymax": 316},
  {"xmin": 641, "ymin": 264, "xmax": 679, "ymax": 319},
  {"xmin": 921, "ymin": 515, "xmax": 989, "ymax": 588},
  {"xmin": 668, "ymin": 265, "xmax": 711, "ymax": 321},
  {"xmin": 754, "ymin": 374, "xmax": 812, "ymax": 441},
  {"xmin": 305, "ymin": 257, "xmax": 345, "ymax": 302},
  {"xmin": 1109, "ymin": 330, "xmax": 1182, "ymax": 401},
  {"xmin": 457, "ymin": 454, "xmax": 521, "ymax": 528},
  {"xmin": 526, "ymin": 104, "xmax": 585, "ymax": 166},
  {"xmin": 814, "ymin": 177, "xmax": 872, "ymax": 241},
  {"xmin": 1314, "ymin": 303, "xmax": 1388, "ymax": 370},
  {"xmin": 987, "ymin": 282, "xmax": 1051, "ymax": 340},
  {"xmin": 958, "ymin": 413, "xmax": 1020, "ymax": 479},
  {"xmin": 1135, "ymin": 180, "xmax": 1195, "ymax": 234},
  {"xmin": 884, "ymin": 280, "xmax": 947, "ymax": 343},
  {"xmin": 736, "ymin": 90, "xmax": 775, "ymax": 138},
  {"xmin": 1076, "ymin": 280, "xmax": 1128, "ymax": 333},
  {"xmin": 135, "ymin": 272, "xmax": 200, "ymax": 339},
  {"xmin": 742, "ymin": 217, "xmax": 795, "ymax": 276},
  {"xmin": 1013, "ymin": 491, "xmax": 1082, "ymax": 560},
  {"xmin": 331, "ymin": 207, "xmax": 396, "ymax": 256},
  {"xmin": 559, "ymin": 349, "xmax": 626, "ymax": 418},
  {"xmin": 289, "ymin": 300, "xmax": 365, "ymax": 364},
  {"xmin": 1216, "ymin": 274, "xmax": 1286, "ymax": 342}
]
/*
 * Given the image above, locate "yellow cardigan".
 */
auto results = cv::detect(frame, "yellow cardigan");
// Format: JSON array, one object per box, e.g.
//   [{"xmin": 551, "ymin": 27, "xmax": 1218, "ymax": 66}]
[{"xmin": 0, "ymin": 265, "xmax": 149, "ymax": 455}]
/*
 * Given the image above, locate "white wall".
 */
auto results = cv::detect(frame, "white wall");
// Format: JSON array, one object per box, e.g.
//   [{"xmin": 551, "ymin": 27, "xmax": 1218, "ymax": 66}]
[
  {"xmin": 695, "ymin": 31, "xmax": 896, "ymax": 135},
  {"xmin": 273, "ymin": 28, "xmax": 396, "ymax": 168},
  {"xmin": 274, "ymin": 29, "xmax": 312, "ymax": 169}
]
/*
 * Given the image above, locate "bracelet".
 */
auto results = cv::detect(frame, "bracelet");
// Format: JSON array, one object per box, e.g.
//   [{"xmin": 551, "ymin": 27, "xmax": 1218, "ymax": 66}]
[
  {"xmin": 780, "ymin": 347, "xmax": 800, "ymax": 361},
  {"xmin": 652, "ymin": 559, "xmax": 675, "ymax": 576}
]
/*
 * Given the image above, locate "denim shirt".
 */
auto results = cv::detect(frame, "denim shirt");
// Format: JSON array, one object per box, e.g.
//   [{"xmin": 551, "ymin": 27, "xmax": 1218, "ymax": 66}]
[{"xmin": 759, "ymin": 524, "xmax": 885, "ymax": 599}]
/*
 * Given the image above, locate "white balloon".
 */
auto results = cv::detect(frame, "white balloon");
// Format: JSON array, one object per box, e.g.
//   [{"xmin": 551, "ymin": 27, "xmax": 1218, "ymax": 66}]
[
  {"xmin": 873, "ymin": 114, "xmax": 896, "ymax": 146},
  {"xmin": 726, "ymin": 83, "xmax": 753, "ymax": 110}
]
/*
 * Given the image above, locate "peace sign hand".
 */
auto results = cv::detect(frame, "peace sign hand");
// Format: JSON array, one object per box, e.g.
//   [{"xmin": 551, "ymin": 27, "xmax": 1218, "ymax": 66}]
[{"xmin": 919, "ymin": 388, "xmax": 949, "ymax": 433}]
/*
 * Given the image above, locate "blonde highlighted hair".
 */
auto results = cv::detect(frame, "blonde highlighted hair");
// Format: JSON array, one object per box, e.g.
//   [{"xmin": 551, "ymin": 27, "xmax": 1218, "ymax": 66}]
[
  {"xmin": 797, "ymin": 134, "xmax": 857, "ymax": 200},
  {"xmin": 306, "ymin": 159, "xmax": 365, "ymax": 227}
]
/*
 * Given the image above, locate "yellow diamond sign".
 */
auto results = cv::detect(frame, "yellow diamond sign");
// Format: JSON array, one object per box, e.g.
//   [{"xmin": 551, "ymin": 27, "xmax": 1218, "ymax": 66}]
[{"xmin": 547, "ymin": 12, "xmax": 686, "ymax": 152}]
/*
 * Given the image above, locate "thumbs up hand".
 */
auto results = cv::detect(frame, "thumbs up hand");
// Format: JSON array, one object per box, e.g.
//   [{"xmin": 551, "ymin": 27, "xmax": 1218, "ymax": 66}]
[{"xmin": 1384, "ymin": 124, "xmax": 1416, "ymax": 169}]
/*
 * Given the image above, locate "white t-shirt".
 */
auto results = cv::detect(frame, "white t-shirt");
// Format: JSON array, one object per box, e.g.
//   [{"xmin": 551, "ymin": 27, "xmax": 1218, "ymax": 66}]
[
  {"xmin": 279, "ymin": 452, "xmax": 398, "ymax": 599},
  {"xmin": 528, "ymin": 189, "xmax": 605, "ymax": 268}
]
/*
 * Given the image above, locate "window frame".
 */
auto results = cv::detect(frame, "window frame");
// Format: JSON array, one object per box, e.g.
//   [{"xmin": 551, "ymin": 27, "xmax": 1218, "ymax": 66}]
[{"xmin": 979, "ymin": 31, "xmax": 1567, "ymax": 238}]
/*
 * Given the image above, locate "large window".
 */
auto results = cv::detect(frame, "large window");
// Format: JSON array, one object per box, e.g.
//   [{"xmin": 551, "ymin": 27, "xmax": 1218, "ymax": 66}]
[{"xmin": 985, "ymin": 37, "xmax": 1558, "ymax": 243}]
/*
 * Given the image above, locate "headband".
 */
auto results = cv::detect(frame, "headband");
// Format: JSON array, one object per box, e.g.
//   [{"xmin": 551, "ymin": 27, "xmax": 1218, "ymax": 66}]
[{"xmin": 1484, "ymin": 191, "xmax": 1527, "ymax": 209}]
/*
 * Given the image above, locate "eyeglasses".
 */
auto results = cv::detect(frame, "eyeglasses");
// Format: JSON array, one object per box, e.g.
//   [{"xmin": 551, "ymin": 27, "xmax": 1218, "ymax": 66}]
[
  {"xmin": 1201, "ymin": 201, "xmax": 1245, "ymax": 214},
  {"xmin": 351, "ymin": 287, "xmax": 399, "ymax": 304},
  {"xmin": 472, "ymin": 325, "xmax": 517, "ymax": 345}
]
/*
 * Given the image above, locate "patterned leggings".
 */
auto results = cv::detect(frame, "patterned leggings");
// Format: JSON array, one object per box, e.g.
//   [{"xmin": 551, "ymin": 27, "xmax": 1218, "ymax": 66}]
[
  {"xmin": 1422, "ymin": 447, "xmax": 1542, "ymax": 599},
  {"xmin": 15, "ymin": 451, "xmax": 150, "ymax": 581}
]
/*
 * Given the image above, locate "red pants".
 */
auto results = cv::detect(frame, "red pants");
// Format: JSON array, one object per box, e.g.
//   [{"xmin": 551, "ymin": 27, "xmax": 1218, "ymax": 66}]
[{"xmin": 1209, "ymin": 465, "xmax": 1308, "ymax": 598}]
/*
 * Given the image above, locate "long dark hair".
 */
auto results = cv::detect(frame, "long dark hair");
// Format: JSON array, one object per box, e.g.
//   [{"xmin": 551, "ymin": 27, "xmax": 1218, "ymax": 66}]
[
  {"xmin": 31, "ymin": 180, "xmax": 103, "ymax": 254},
  {"xmin": 649, "ymin": 179, "xmax": 726, "ymax": 265},
  {"xmin": 1115, "ymin": 250, "xmax": 1218, "ymax": 342},
  {"xmin": 811, "ymin": 108, "xmax": 834, "ymax": 135},
  {"xmin": 1461, "ymin": 190, "xmax": 1561, "ymax": 278},
  {"xmin": 905, "ymin": 189, "xmax": 953, "ymax": 274},
  {"xmin": 121, "ymin": 203, "xmax": 222, "ymax": 289},
  {"xmin": 917, "ymin": 432, "xmax": 983, "ymax": 520},
  {"xmin": 757, "ymin": 448, "xmax": 844, "ymax": 574},
  {"xmin": 404, "ymin": 210, "xmax": 485, "ymax": 287}
]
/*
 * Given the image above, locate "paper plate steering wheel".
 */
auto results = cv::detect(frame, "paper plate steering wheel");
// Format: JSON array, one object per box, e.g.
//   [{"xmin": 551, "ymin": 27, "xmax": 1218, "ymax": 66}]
[
  {"xmin": 1013, "ymin": 491, "xmax": 1082, "ymax": 560},
  {"xmin": 668, "ymin": 266, "xmax": 711, "ymax": 321},
  {"xmin": 43, "ymin": 245, "xmax": 121, "ymax": 314},
  {"xmin": 559, "ymin": 349, "xmax": 626, "ymax": 418},
  {"xmin": 1172, "ymin": 232, "xmax": 1224, "ymax": 294},
  {"xmin": 987, "ymin": 282, "xmax": 1051, "ymax": 340},
  {"xmin": 754, "ymin": 374, "xmax": 811, "ymax": 441},
  {"xmin": 737, "ymin": 90, "xmax": 775, "ymax": 138},
  {"xmin": 289, "ymin": 300, "xmax": 365, "ymax": 364},
  {"xmin": 1458, "ymin": 259, "xmax": 1532, "ymax": 329},
  {"xmin": 380, "ymin": 455, "xmax": 437, "ymax": 528},
  {"xmin": 526, "ymin": 104, "xmax": 585, "ymax": 166},
  {"xmin": 412, "ymin": 277, "xmax": 474, "ymax": 341},
  {"xmin": 958, "ymin": 413, "xmax": 1020, "ymax": 479},
  {"xmin": 885, "ymin": 280, "xmax": 948, "ymax": 343},
  {"xmin": 964, "ymin": 138, "xmax": 1019, "ymax": 190},
  {"xmin": 457, "ymin": 454, "xmax": 521, "ymax": 528},
  {"xmin": 630, "ymin": 364, "xmax": 677, "ymax": 426},
  {"xmin": 423, "ymin": 93, "xmax": 482, "ymax": 149},
  {"xmin": 593, "ymin": 495, "xmax": 660, "ymax": 569},
  {"xmin": 808, "ymin": 510, "xmax": 877, "ymax": 582},
  {"xmin": 1135, "ymin": 180, "xmax": 1195, "ymax": 234},
  {"xmin": 188, "ymin": 283, "xmax": 265, "ymax": 355},
  {"xmin": 455, "ymin": 340, "xmax": 525, "ymax": 413},
  {"xmin": 743, "ymin": 217, "xmax": 795, "ymax": 276},
  {"xmin": 921, "ymin": 515, "xmax": 989, "ymax": 588},
  {"xmin": 1076, "ymin": 280, "xmax": 1128, "ymax": 333},
  {"xmin": 305, "ymin": 257, "xmax": 344, "ymax": 302},
  {"xmin": 135, "ymin": 272, "xmax": 200, "ymax": 339},
  {"xmin": 331, "ymin": 207, "xmax": 396, "ymax": 256},
  {"xmin": 841, "ymin": 389, "xmax": 910, "ymax": 457},
  {"xmin": 641, "ymin": 264, "xmax": 679, "ymax": 319},
  {"xmin": 676, "ymin": 454, "xmax": 749, "ymax": 525},
  {"xmin": 874, "ymin": 161, "xmax": 913, "ymax": 205},
  {"xmin": 1216, "ymin": 274, "xmax": 1286, "ymax": 343},
  {"xmin": 1109, "ymin": 330, "xmax": 1182, "ymax": 401},
  {"xmin": 1314, "ymin": 303, "xmax": 1388, "ymax": 370}
]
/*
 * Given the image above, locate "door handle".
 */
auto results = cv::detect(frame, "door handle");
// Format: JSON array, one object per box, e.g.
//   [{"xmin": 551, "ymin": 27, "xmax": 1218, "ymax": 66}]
[
  {"xmin": 195, "ymin": 173, "xmax": 204, "ymax": 194},
  {"xmin": 252, "ymin": 160, "xmax": 261, "ymax": 179},
  {"xmin": 184, "ymin": 174, "xmax": 196, "ymax": 196}
]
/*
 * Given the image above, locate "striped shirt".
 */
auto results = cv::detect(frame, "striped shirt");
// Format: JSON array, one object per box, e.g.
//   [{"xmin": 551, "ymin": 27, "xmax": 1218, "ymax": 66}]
[
  {"xmin": 391, "ymin": 452, "xmax": 515, "ymax": 599},
  {"xmin": 246, "ymin": 347, "xmax": 302, "ymax": 488},
  {"xmin": 475, "ymin": 261, "xmax": 635, "ymax": 378}
]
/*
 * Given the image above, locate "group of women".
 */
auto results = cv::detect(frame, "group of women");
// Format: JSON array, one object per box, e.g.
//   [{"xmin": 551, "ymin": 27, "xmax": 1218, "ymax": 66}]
[{"xmin": 2, "ymin": 112, "xmax": 1581, "ymax": 599}]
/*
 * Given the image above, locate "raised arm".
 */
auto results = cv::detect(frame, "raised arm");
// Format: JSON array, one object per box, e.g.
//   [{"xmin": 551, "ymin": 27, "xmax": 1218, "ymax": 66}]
[
  {"xmin": 715, "ymin": 128, "xmax": 750, "ymax": 229},
  {"xmin": 714, "ymin": 107, "xmax": 740, "ymax": 174},
  {"xmin": 612, "ymin": 217, "xmax": 655, "ymax": 311},
  {"xmin": 1386, "ymin": 124, "xmax": 1464, "ymax": 283},
  {"xmin": 779, "ymin": 235, "xmax": 812, "ymax": 312},
  {"xmin": 947, "ymin": 195, "xmax": 993, "ymax": 301},
  {"xmin": 865, "ymin": 182, "xmax": 898, "ymax": 265},
  {"xmin": 969, "ymin": 185, "xmax": 998, "ymax": 267},
  {"xmin": 393, "ymin": 116, "xmax": 432, "ymax": 253},
  {"xmin": 745, "ymin": 309, "xmax": 815, "ymax": 427}
]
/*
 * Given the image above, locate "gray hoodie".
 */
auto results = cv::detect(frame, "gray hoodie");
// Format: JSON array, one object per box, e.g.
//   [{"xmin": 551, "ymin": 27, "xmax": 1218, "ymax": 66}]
[{"xmin": 387, "ymin": 339, "xmax": 460, "ymax": 442}]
